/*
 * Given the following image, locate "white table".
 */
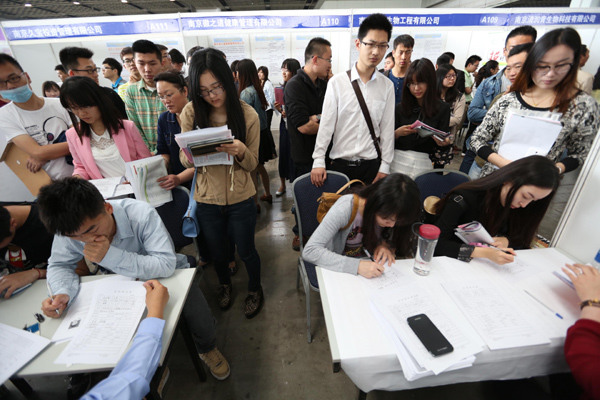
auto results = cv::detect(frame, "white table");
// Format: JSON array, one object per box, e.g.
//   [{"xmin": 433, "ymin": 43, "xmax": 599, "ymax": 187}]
[
  {"xmin": 0, "ymin": 268, "xmax": 197, "ymax": 396},
  {"xmin": 317, "ymin": 248, "xmax": 580, "ymax": 394}
]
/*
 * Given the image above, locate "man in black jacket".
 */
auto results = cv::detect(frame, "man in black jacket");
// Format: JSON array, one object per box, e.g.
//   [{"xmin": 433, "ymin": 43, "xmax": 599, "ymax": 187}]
[{"xmin": 284, "ymin": 37, "xmax": 331, "ymax": 178}]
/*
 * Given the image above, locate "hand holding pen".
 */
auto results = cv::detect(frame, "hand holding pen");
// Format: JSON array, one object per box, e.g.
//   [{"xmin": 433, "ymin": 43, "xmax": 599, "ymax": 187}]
[
  {"xmin": 358, "ymin": 249, "xmax": 385, "ymax": 279},
  {"xmin": 41, "ymin": 282, "xmax": 69, "ymax": 318}
]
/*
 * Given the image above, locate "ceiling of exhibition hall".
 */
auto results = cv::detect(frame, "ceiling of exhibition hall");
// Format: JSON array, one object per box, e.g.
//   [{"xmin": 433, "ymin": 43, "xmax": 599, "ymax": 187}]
[{"xmin": 0, "ymin": 0, "xmax": 573, "ymax": 20}]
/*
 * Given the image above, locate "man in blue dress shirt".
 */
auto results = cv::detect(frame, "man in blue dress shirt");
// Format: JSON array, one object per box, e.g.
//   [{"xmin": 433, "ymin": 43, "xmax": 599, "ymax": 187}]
[{"xmin": 37, "ymin": 178, "xmax": 230, "ymax": 381}]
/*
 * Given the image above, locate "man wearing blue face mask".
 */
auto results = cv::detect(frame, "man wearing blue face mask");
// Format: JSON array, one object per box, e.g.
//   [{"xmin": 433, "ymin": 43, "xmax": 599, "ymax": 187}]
[{"xmin": 0, "ymin": 54, "xmax": 73, "ymax": 180}]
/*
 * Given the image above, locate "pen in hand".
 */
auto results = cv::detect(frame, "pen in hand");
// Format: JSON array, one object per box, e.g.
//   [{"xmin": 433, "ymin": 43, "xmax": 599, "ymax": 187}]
[{"xmin": 46, "ymin": 281, "xmax": 60, "ymax": 315}]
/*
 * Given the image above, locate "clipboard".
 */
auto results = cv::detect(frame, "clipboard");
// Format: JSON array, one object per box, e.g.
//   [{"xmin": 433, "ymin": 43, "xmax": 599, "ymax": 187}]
[{"xmin": 0, "ymin": 142, "xmax": 51, "ymax": 196}]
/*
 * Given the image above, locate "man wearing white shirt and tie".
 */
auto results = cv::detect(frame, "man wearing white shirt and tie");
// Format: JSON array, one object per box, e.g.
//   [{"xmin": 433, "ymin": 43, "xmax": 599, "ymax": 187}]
[{"xmin": 311, "ymin": 13, "xmax": 395, "ymax": 186}]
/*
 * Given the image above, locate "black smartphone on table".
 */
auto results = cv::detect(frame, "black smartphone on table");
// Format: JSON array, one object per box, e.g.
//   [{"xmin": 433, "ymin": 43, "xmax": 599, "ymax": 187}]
[{"xmin": 407, "ymin": 313, "xmax": 454, "ymax": 357}]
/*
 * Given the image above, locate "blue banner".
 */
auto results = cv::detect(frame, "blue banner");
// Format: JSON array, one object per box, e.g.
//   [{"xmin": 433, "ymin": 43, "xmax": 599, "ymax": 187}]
[
  {"xmin": 4, "ymin": 18, "xmax": 180, "ymax": 41},
  {"xmin": 352, "ymin": 12, "xmax": 599, "ymax": 27},
  {"xmin": 181, "ymin": 15, "xmax": 350, "ymax": 31}
]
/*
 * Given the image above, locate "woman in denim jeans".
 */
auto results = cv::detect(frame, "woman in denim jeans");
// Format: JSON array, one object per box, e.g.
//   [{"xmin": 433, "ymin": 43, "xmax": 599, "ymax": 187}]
[{"xmin": 179, "ymin": 49, "xmax": 264, "ymax": 319}]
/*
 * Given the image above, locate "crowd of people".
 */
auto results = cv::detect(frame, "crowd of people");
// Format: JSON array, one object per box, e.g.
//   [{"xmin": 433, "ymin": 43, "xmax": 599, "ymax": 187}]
[{"xmin": 1, "ymin": 11, "xmax": 600, "ymax": 399}]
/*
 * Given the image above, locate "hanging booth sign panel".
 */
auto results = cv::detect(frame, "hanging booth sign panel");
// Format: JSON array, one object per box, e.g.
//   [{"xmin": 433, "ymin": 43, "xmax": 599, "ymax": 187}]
[
  {"xmin": 4, "ymin": 18, "xmax": 180, "ymax": 41},
  {"xmin": 181, "ymin": 15, "xmax": 350, "ymax": 31}
]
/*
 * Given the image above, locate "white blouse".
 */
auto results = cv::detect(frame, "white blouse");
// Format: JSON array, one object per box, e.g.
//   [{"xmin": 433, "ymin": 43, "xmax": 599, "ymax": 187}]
[{"xmin": 90, "ymin": 129, "xmax": 127, "ymax": 178}]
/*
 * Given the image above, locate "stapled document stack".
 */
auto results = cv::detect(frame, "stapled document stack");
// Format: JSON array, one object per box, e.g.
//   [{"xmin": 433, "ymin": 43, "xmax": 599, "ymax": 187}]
[
  {"xmin": 175, "ymin": 125, "xmax": 234, "ymax": 167},
  {"xmin": 125, "ymin": 155, "xmax": 172, "ymax": 207},
  {"xmin": 454, "ymin": 221, "xmax": 494, "ymax": 245},
  {"xmin": 410, "ymin": 120, "xmax": 451, "ymax": 140}
]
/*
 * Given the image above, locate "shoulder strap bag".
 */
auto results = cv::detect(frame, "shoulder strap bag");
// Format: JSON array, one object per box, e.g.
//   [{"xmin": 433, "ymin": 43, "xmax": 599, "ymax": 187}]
[{"xmin": 346, "ymin": 70, "xmax": 382, "ymax": 160}]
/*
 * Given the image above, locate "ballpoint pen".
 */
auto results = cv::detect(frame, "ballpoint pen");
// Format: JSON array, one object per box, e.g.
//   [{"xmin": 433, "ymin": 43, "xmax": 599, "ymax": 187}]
[
  {"xmin": 363, "ymin": 248, "xmax": 375, "ymax": 262},
  {"xmin": 46, "ymin": 281, "xmax": 60, "ymax": 315},
  {"xmin": 524, "ymin": 289, "xmax": 563, "ymax": 319},
  {"xmin": 470, "ymin": 242, "xmax": 515, "ymax": 256}
]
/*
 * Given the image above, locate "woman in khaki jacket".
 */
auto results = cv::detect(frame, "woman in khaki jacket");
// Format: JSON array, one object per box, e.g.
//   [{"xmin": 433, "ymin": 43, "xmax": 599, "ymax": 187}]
[{"xmin": 180, "ymin": 48, "xmax": 264, "ymax": 318}]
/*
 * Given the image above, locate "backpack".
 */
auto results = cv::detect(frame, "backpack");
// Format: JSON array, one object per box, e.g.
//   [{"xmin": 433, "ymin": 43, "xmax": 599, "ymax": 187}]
[{"xmin": 316, "ymin": 179, "xmax": 364, "ymax": 230}]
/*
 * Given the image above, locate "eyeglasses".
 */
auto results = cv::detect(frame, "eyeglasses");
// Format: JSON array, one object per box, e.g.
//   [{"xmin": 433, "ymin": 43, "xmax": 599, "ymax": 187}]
[
  {"xmin": 0, "ymin": 72, "xmax": 26, "ymax": 89},
  {"xmin": 122, "ymin": 58, "xmax": 134, "ymax": 65},
  {"xmin": 360, "ymin": 41, "xmax": 389, "ymax": 51},
  {"xmin": 199, "ymin": 85, "xmax": 224, "ymax": 98},
  {"xmin": 444, "ymin": 74, "xmax": 457, "ymax": 80},
  {"xmin": 158, "ymin": 90, "xmax": 182, "ymax": 101},
  {"xmin": 534, "ymin": 63, "xmax": 572, "ymax": 76},
  {"xmin": 316, "ymin": 56, "xmax": 332, "ymax": 64},
  {"xmin": 101, "ymin": 67, "xmax": 114, "ymax": 71},
  {"xmin": 72, "ymin": 67, "xmax": 100, "ymax": 75}
]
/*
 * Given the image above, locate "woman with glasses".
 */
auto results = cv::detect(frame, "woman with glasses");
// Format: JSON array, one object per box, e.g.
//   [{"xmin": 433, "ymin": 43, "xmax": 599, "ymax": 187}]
[
  {"xmin": 392, "ymin": 58, "xmax": 450, "ymax": 178},
  {"xmin": 59, "ymin": 76, "xmax": 151, "ymax": 180},
  {"xmin": 274, "ymin": 58, "xmax": 301, "ymax": 196},
  {"xmin": 154, "ymin": 71, "xmax": 194, "ymax": 190},
  {"xmin": 433, "ymin": 156, "xmax": 559, "ymax": 265},
  {"xmin": 179, "ymin": 49, "xmax": 264, "ymax": 318},
  {"xmin": 470, "ymin": 28, "xmax": 600, "ymax": 179},
  {"xmin": 237, "ymin": 59, "xmax": 277, "ymax": 211},
  {"xmin": 434, "ymin": 64, "xmax": 465, "ymax": 169},
  {"xmin": 303, "ymin": 173, "xmax": 421, "ymax": 278}
]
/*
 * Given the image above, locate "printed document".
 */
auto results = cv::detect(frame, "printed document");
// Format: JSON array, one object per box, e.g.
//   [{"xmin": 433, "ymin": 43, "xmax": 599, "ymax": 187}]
[
  {"xmin": 498, "ymin": 110, "xmax": 562, "ymax": 162},
  {"xmin": 175, "ymin": 126, "xmax": 234, "ymax": 167},
  {"xmin": 443, "ymin": 279, "xmax": 550, "ymax": 350},
  {"xmin": 55, "ymin": 280, "xmax": 146, "ymax": 365},
  {"xmin": 370, "ymin": 282, "xmax": 483, "ymax": 379},
  {"xmin": 0, "ymin": 322, "xmax": 50, "ymax": 384},
  {"xmin": 52, "ymin": 276, "xmax": 134, "ymax": 343},
  {"xmin": 89, "ymin": 176, "xmax": 133, "ymax": 199},
  {"xmin": 125, "ymin": 155, "xmax": 172, "ymax": 207}
]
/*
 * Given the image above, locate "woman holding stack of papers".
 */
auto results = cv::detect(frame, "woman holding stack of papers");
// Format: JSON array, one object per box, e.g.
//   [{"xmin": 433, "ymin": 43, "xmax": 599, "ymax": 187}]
[
  {"xmin": 60, "ymin": 76, "xmax": 151, "ymax": 180},
  {"xmin": 303, "ymin": 174, "xmax": 420, "ymax": 278},
  {"xmin": 179, "ymin": 49, "xmax": 264, "ymax": 319},
  {"xmin": 433, "ymin": 156, "xmax": 559, "ymax": 264},
  {"xmin": 470, "ymin": 28, "xmax": 600, "ymax": 179}
]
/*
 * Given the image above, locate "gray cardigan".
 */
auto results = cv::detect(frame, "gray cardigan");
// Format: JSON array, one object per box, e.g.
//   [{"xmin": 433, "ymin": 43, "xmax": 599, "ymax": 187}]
[{"xmin": 302, "ymin": 194, "xmax": 361, "ymax": 275}]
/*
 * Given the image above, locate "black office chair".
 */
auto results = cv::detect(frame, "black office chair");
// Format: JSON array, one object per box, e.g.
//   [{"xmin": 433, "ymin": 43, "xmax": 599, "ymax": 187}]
[
  {"xmin": 292, "ymin": 171, "xmax": 349, "ymax": 343},
  {"xmin": 414, "ymin": 169, "xmax": 470, "ymax": 203}
]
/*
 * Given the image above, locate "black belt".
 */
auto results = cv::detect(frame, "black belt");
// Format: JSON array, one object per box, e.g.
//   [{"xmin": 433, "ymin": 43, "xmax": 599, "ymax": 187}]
[{"xmin": 331, "ymin": 158, "xmax": 378, "ymax": 167}]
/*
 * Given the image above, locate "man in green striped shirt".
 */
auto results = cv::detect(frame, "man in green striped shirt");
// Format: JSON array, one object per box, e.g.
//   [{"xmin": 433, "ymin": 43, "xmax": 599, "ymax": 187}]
[{"xmin": 123, "ymin": 40, "xmax": 166, "ymax": 154}]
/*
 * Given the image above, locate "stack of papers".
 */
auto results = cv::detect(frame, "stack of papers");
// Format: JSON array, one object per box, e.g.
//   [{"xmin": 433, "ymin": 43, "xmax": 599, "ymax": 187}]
[
  {"xmin": 125, "ymin": 155, "xmax": 172, "ymax": 207},
  {"xmin": 55, "ymin": 279, "xmax": 146, "ymax": 365},
  {"xmin": 89, "ymin": 176, "xmax": 134, "ymax": 199},
  {"xmin": 498, "ymin": 109, "xmax": 563, "ymax": 161},
  {"xmin": 360, "ymin": 266, "xmax": 483, "ymax": 381},
  {"xmin": 175, "ymin": 126, "xmax": 234, "ymax": 167},
  {"xmin": 0, "ymin": 323, "xmax": 51, "ymax": 384}
]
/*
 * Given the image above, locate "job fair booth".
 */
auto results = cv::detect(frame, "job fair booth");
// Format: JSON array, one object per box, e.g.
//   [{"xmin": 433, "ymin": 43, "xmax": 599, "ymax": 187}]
[{"xmin": 1, "ymin": 7, "xmax": 600, "ymax": 396}]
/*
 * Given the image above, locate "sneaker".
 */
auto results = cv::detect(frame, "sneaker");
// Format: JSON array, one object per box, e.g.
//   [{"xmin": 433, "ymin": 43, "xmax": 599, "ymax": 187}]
[
  {"xmin": 244, "ymin": 287, "xmax": 264, "ymax": 319},
  {"xmin": 217, "ymin": 284, "xmax": 232, "ymax": 310},
  {"xmin": 199, "ymin": 348, "xmax": 230, "ymax": 380}
]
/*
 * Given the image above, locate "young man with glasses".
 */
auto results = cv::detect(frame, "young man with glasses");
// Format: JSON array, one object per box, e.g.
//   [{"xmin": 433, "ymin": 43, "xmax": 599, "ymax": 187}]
[
  {"xmin": 461, "ymin": 25, "xmax": 537, "ymax": 174},
  {"xmin": 122, "ymin": 40, "xmax": 167, "ymax": 153},
  {"xmin": 156, "ymin": 44, "xmax": 172, "ymax": 72},
  {"xmin": 311, "ymin": 13, "xmax": 394, "ymax": 185},
  {"xmin": 117, "ymin": 46, "xmax": 141, "ymax": 101},
  {"xmin": 58, "ymin": 46, "xmax": 127, "ymax": 120},
  {"xmin": 0, "ymin": 54, "xmax": 73, "ymax": 180},
  {"xmin": 385, "ymin": 34, "xmax": 414, "ymax": 104},
  {"xmin": 102, "ymin": 57, "xmax": 127, "ymax": 92}
]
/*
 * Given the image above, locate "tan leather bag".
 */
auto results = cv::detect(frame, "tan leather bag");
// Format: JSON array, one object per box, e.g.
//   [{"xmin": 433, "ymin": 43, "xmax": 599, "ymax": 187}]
[{"xmin": 316, "ymin": 179, "xmax": 364, "ymax": 229}]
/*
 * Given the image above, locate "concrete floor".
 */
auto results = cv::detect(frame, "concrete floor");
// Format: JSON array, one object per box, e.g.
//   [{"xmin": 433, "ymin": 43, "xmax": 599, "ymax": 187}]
[{"xmin": 4, "ymin": 137, "xmax": 564, "ymax": 400}]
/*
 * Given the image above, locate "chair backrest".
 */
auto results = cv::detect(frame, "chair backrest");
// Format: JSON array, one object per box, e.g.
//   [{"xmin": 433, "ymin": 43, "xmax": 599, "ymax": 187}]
[
  {"xmin": 156, "ymin": 186, "xmax": 193, "ymax": 250},
  {"xmin": 292, "ymin": 171, "xmax": 349, "ymax": 249},
  {"xmin": 414, "ymin": 169, "xmax": 470, "ymax": 203}
]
